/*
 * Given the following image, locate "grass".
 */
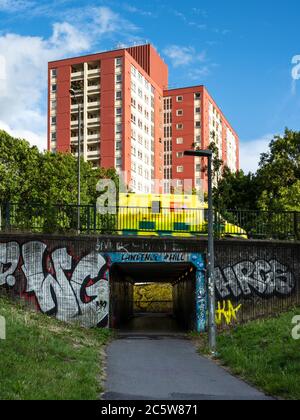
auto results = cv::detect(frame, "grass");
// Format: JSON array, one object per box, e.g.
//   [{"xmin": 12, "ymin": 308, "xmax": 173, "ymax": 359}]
[
  {"xmin": 0, "ymin": 296, "xmax": 112, "ymax": 400},
  {"xmin": 195, "ymin": 307, "xmax": 300, "ymax": 400}
]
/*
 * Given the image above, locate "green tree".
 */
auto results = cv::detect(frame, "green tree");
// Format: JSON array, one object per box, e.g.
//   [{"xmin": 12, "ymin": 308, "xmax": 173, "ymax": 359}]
[
  {"xmin": 213, "ymin": 167, "xmax": 260, "ymax": 210},
  {"xmin": 257, "ymin": 129, "xmax": 300, "ymax": 211}
]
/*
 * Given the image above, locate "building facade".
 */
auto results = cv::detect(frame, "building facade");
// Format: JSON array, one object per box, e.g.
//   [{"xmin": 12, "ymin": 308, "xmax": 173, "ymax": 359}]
[
  {"xmin": 163, "ymin": 86, "xmax": 239, "ymax": 193},
  {"xmin": 48, "ymin": 44, "xmax": 239, "ymax": 194}
]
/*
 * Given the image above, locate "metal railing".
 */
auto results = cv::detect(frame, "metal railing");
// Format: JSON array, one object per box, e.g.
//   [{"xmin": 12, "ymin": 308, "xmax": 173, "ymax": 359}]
[{"xmin": 0, "ymin": 202, "xmax": 299, "ymax": 240}]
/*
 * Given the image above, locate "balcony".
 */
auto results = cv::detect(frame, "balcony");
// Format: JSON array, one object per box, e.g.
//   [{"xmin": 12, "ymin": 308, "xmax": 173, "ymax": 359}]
[
  {"xmin": 87, "ymin": 68, "xmax": 100, "ymax": 76},
  {"xmin": 71, "ymin": 119, "xmax": 79, "ymax": 127},
  {"xmin": 87, "ymin": 117, "xmax": 100, "ymax": 126},
  {"xmin": 71, "ymin": 71, "xmax": 84, "ymax": 80},
  {"xmin": 87, "ymin": 100, "xmax": 100, "ymax": 109},
  {"xmin": 87, "ymin": 133, "xmax": 100, "ymax": 140},
  {"xmin": 87, "ymin": 149, "xmax": 100, "ymax": 157},
  {"xmin": 87, "ymin": 83, "xmax": 100, "ymax": 92}
]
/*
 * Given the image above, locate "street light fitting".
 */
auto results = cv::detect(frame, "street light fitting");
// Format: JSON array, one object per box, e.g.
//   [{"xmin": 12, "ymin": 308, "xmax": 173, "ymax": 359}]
[{"xmin": 184, "ymin": 150, "xmax": 212, "ymax": 158}]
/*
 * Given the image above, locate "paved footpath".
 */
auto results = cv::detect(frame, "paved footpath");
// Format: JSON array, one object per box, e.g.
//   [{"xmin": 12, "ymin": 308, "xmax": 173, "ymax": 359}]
[{"xmin": 103, "ymin": 336, "xmax": 272, "ymax": 400}]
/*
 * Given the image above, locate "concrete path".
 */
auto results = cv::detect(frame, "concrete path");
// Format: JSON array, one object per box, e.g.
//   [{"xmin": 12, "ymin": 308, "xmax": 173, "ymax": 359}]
[{"xmin": 103, "ymin": 336, "xmax": 271, "ymax": 400}]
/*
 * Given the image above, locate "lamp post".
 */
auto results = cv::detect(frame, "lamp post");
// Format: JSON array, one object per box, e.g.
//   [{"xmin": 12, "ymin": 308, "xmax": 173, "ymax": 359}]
[
  {"xmin": 184, "ymin": 149, "xmax": 216, "ymax": 354},
  {"xmin": 69, "ymin": 88, "xmax": 81, "ymax": 234}
]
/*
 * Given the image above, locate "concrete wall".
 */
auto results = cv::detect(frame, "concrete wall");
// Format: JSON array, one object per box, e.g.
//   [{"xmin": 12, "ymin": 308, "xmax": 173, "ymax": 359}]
[
  {"xmin": 0, "ymin": 233, "xmax": 299, "ymax": 330},
  {"xmin": 173, "ymin": 271, "xmax": 196, "ymax": 330}
]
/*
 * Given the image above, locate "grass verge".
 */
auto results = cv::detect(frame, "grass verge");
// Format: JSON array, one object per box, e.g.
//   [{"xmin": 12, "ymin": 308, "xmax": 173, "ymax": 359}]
[
  {"xmin": 0, "ymin": 296, "xmax": 112, "ymax": 400},
  {"xmin": 194, "ymin": 307, "xmax": 300, "ymax": 400}
]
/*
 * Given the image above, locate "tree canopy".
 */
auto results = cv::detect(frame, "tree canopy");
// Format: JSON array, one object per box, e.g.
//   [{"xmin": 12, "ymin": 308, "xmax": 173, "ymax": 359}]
[
  {"xmin": 213, "ymin": 129, "xmax": 300, "ymax": 211},
  {"xmin": 0, "ymin": 130, "xmax": 118, "ymax": 205}
]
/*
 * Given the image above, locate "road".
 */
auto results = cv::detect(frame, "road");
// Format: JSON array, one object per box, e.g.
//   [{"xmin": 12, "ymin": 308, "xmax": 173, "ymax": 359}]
[{"xmin": 103, "ymin": 335, "xmax": 271, "ymax": 400}]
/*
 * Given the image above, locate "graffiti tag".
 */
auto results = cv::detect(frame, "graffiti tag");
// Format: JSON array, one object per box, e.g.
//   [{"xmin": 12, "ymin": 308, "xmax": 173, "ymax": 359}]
[
  {"xmin": 215, "ymin": 259, "xmax": 295, "ymax": 299},
  {"xmin": 0, "ymin": 241, "xmax": 109, "ymax": 327},
  {"xmin": 216, "ymin": 300, "xmax": 242, "ymax": 325}
]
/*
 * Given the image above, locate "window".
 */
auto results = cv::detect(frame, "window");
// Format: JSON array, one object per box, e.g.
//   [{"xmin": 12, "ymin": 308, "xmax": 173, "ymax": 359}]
[
  {"xmin": 176, "ymin": 138, "xmax": 184, "ymax": 144},
  {"xmin": 115, "ymin": 57, "xmax": 122, "ymax": 66},
  {"xmin": 177, "ymin": 166, "xmax": 184, "ymax": 173},
  {"xmin": 196, "ymin": 164, "xmax": 201, "ymax": 172},
  {"xmin": 51, "ymin": 84, "xmax": 57, "ymax": 92},
  {"xmin": 131, "ymin": 66, "xmax": 137, "ymax": 76},
  {"xmin": 151, "ymin": 201, "xmax": 161, "ymax": 214},
  {"xmin": 116, "ymin": 108, "xmax": 122, "ymax": 116},
  {"xmin": 51, "ymin": 132, "xmax": 56, "ymax": 140},
  {"xmin": 176, "ymin": 109, "xmax": 183, "ymax": 116},
  {"xmin": 195, "ymin": 121, "xmax": 201, "ymax": 128},
  {"xmin": 116, "ymin": 91, "xmax": 122, "ymax": 100},
  {"xmin": 195, "ymin": 107, "xmax": 201, "ymax": 113},
  {"xmin": 176, "ymin": 96, "xmax": 183, "ymax": 102},
  {"xmin": 51, "ymin": 100, "xmax": 56, "ymax": 110},
  {"xmin": 51, "ymin": 69, "xmax": 57, "ymax": 77},
  {"xmin": 194, "ymin": 92, "xmax": 201, "ymax": 100},
  {"xmin": 116, "ymin": 74, "xmax": 122, "ymax": 83},
  {"xmin": 51, "ymin": 116, "xmax": 56, "ymax": 125},
  {"xmin": 116, "ymin": 142, "xmax": 122, "ymax": 150},
  {"xmin": 176, "ymin": 123, "xmax": 183, "ymax": 130},
  {"xmin": 176, "ymin": 152, "xmax": 184, "ymax": 158},
  {"xmin": 116, "ymin": 157, "xmax": 122, "ymax": 166},
  {"xmin": 116, "ymin": 124, "xmax": 122, "ymax": 133}
]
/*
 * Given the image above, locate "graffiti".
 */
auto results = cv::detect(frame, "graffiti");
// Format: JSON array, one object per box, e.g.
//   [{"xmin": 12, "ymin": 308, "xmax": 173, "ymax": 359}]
[
  {"xmin": 0, "ymin": 241, "xmax": 109, "ymax": 327},
  {"xmin": 0, "ymin": 241, "xmax": 20, "ymax": 287},
  {"xmin": 119, "ymin": 252, "xmax": 186, "ymax": 263},
  {"xmin": 215, "ymin": 259, "xmax": 295, "ymax": 299},
  {"xmin": 216, "ymin": 301, "xmax": 242, "ymax": 326}
]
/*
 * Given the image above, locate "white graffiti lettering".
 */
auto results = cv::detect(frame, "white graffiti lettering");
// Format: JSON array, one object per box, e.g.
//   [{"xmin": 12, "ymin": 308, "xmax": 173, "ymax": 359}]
[
  {"xmin": 0, "ymin": 241, "xmax": 109, "ymax": 327},
  {"xmin": 215, "ymin": 259, "xmax": 295, "ymax": 299},
  {"xmin": 0, "ymin": 242, "xmax": 20, "ymax": 287}
]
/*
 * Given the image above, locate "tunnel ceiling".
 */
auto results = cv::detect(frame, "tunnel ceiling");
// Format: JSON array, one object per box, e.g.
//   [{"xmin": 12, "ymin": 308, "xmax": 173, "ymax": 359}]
[{"xmin": 113, "ymin": 263, "xmax": 194, "ymax": 283}]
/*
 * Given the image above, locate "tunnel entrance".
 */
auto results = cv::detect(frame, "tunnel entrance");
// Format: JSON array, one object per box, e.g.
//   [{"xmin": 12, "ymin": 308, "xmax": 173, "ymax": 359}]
[{"xmin": 108, "ymin": 252, "xmax": 206, "ymax": 333}]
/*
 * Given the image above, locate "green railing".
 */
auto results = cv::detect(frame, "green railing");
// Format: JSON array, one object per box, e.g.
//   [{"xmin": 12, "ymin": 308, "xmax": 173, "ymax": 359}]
[{"xmin": 0, "ymin": 202, "xmax": 299, "ymax": 240}]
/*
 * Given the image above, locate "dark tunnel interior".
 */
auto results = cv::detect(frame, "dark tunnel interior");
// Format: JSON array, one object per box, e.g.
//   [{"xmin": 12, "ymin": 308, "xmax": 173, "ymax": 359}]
[{"xmin": 109, "ymin": 263, "xmax": 196, "ymax": 333}]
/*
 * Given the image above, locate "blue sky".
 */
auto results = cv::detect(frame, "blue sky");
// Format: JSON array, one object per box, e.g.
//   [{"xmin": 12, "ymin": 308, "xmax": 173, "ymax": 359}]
[{"xmin": 0, "ymin": 0, "xmax": 300, "ymax": 172}]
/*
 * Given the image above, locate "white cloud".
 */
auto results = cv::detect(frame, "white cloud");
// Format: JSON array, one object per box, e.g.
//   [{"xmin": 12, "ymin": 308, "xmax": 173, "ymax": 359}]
[
  {"xmin": 92, "ymin": 6, "xmax": 139, "ymax": 36},
  {"xmin": 0, "ymin": 24, "xmax": 91, "ymax": 150},
  {"xmin": 239, "ymin": 134, "xmax": 273, "ymax": 173},
  {"xmin": 163, "ymin": 45, "xmax": 206, "ymax": 68},
  {"xmin": 0, "ymin": 6, "xmax": 139, "ymax": 150},
  {"xmin": 0, "ymin": 121, "xmax": 46, "ymax": 150},
  {"xmin": 123, "ymin": 4, "xmax": 153, "ymax": 17}
]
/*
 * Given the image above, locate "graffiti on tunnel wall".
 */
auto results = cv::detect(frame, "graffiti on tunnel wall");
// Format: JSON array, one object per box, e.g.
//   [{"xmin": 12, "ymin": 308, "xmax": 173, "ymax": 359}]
[
  {"xmin": 215, "ymin": 259, "xmax": 295, "ymax": 300},
  {"xmin": 0, "ymin": 241, "xmax": 110, "ymax": 327},
  {"xmin": 215, "ymin": 300, "xmax": 242, "ymax": 326}
]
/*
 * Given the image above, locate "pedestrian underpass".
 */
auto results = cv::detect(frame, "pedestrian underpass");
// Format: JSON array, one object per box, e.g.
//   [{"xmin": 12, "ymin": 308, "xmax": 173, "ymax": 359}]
[{"xmin": 108, "ymin": 252, "xmax": 206, "ymax": 333}]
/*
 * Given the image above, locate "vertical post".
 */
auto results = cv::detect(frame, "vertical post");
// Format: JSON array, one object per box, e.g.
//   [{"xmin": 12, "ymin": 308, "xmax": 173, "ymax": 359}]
[
  {"xmin": 77, "ymin": 103, "xmax": 81, "ymax": 234},
  {"xmin": 207, "ymin": 154, "xmax": 216, "ymax": 354}
]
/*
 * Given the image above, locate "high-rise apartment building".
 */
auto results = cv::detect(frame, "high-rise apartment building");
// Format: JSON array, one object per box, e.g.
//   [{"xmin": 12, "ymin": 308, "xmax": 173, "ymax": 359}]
[
  {"xmin": 48, "ymin": 44, "xmax": 239, "ymax": 194},
  {"xmin": 163, "ymin": 86, "xmax": 239, "ymax": 193},
  {"xmin": 48, "ymin": 45, "xmax": 167, "ymax": 193}
]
